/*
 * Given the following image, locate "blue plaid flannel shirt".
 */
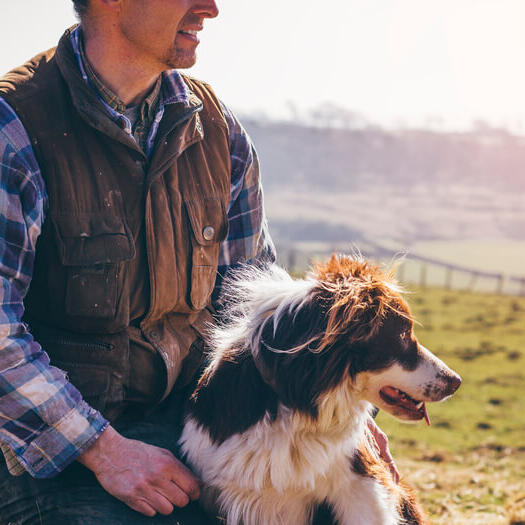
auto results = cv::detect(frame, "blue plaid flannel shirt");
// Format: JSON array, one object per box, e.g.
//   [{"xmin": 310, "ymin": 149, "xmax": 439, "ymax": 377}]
[{"xmin": 0, "ymin": 28, "xmax": 274, "ymax": 479}]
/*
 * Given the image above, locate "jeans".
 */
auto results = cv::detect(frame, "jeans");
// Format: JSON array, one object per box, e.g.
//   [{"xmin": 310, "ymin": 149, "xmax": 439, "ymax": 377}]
[{"xmin": 0, "ymin": 387, "xmax": 219, "ymax": 525}]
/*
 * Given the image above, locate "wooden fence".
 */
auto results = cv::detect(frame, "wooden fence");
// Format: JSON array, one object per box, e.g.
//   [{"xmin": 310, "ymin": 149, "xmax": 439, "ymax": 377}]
[
  {"xmin": 277, "ymin": 243, "xmax": 525, "ymax": 296},
  {"xmin": 394, "ymin": 252, "xmax": 525, "ymax": 295}
]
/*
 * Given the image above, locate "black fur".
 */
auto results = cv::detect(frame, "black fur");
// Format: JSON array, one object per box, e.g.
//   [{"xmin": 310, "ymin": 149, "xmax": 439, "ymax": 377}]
[
  {"xmin": 312, "ymin": 502, "xmax": 337, "ymax": 525},
  {"xmin": 188, "ymin": 350, "xmax": 279, "ymax": 444}
]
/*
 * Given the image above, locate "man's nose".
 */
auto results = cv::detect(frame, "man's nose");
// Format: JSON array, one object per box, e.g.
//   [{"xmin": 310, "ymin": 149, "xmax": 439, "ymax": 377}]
[{"xmin": 194, "ymin": 0, "xmax": 219, "ymax": 19}]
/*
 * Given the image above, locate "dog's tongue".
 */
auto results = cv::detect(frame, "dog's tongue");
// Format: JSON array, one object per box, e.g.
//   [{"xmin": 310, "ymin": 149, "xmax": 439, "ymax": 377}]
[{"xmin": 422, "ymin": 403, "xmax": 431, "ymax": 426}]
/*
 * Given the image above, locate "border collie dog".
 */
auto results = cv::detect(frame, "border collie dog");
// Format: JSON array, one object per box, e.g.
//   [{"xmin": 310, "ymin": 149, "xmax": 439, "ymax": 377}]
[{"xmin": 180, "ymin": 255, "xmax": 461, "ymax": 525}]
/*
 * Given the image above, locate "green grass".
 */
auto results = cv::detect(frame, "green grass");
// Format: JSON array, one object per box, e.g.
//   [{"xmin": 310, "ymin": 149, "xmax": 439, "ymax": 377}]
[{"xmin": 375, "ymin": 287, "xmax": 525, "ymax": 524}]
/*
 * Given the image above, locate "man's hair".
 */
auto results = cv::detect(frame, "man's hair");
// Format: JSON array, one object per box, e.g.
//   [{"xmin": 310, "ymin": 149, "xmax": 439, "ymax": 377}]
[{"xmin": 72, "ymin": 0, "xmax": 90, "ymax": 18}]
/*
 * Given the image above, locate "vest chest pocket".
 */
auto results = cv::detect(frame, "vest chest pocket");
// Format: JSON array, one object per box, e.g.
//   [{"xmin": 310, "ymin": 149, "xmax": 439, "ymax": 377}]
[
  {"xmin": 185, "ymin": 198, "xmax": 228, "ymax": 310},
  {"xmin": 52, "ymin": 214, "xmax": 135, "ymax": 320}
]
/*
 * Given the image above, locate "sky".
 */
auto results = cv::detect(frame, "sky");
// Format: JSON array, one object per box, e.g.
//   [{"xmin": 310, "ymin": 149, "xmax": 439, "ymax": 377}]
[{"xmin": 3, "ymin": 0, "xmax": 525, "ymax": 131}]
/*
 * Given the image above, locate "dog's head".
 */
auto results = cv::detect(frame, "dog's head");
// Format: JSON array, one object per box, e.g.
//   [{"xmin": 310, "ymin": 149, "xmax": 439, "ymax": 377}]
[{"xmin": 215, "ymin": 254, "xmax": 461, "ymax": 424}]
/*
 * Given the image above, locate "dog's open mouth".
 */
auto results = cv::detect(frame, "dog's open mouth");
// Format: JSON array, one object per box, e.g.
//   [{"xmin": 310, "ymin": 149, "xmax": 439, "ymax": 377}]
[{"xmin": 379, "ymin": 386, "xmax": 431, "ymax": 426}]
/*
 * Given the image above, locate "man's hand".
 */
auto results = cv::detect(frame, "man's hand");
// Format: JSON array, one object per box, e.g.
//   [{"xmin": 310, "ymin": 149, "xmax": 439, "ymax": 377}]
[
  {"xmin": 367, "ymin": 418, "xmax": 400, "ymax": 484},
  {"xmin": 78, "ymin": 426, "xmax": 200, "ymax": 517}
]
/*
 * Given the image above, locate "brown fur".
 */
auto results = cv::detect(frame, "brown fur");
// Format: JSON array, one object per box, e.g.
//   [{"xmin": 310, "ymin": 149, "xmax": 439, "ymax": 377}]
[{"xmin": 311, "ymin": 254, "xmax": 413, "ymax": 350}]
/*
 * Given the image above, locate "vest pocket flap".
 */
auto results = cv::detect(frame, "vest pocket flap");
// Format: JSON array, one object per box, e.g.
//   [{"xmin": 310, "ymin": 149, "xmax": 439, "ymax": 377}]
[
  {"xmin": 52, "ymin": 214, "xmax": 135, "ymax": 266},
  {"xmin": 185, "ymin": 198, "xmax": 228, "ymax": 246}
]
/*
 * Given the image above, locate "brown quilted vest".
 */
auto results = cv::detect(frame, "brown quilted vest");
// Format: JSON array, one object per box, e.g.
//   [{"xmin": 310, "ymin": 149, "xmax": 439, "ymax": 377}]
[{"xmin": 0, "ymin": 28, "xmax": 231, "ymax": 419}]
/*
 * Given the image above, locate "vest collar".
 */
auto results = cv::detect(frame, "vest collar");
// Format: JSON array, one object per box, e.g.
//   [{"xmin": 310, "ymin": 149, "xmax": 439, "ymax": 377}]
[
  {"xmin": 54, "ymin": 26, "xmax": 204, "ymax": 160},
  {"xmin": 146, "ymin": 97, "xmax": 204, "ymax": 188}
]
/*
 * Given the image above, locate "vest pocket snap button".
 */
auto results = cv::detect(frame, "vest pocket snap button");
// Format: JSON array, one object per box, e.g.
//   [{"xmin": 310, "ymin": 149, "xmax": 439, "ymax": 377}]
[{"xmin": 202, "ymin": 226, "xmax": 215, "ymax": 241}]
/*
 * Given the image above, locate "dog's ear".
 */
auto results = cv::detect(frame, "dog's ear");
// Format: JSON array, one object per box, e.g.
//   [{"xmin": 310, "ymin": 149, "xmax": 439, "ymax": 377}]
[{"xmin": 253, "ymin": 293, "xmax": 353, "ymax": 418}]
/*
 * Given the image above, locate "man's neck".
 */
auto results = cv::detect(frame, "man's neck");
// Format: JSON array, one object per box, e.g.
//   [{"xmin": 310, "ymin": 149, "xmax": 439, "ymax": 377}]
[{"xmin": 83, "ymin": 30, "xmax": 163, "ymax": 107}]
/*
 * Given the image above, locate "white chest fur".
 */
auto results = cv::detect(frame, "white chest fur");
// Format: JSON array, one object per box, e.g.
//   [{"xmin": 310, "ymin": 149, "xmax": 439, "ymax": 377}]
[{"xmin": 180, "ymin": 393, "xmax": 401, "ymax": 525}]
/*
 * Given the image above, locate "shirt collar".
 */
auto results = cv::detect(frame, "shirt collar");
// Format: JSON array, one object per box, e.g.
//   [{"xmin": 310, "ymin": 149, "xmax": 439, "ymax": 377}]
[{"xmin": 69, "ymin": 25, "xmax": 191, "ymax": 114}]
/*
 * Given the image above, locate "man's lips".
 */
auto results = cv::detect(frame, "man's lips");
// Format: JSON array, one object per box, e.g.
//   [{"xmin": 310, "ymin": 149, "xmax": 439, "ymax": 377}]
[{"xmin": 177, "ymin": 28, "xmax": 202, "ymax": 44}]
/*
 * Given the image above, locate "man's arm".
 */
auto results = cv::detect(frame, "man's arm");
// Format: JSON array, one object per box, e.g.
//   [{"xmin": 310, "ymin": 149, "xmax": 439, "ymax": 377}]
[{"xmin": 0, "ymin": 98, "xmax": 110, "ymax": 478}]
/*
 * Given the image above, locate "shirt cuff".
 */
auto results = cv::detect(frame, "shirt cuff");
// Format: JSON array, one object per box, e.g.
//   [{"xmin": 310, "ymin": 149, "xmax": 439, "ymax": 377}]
[{"xmin": 3, "ymin": 401, "xmax": 109, "ymax": 479}]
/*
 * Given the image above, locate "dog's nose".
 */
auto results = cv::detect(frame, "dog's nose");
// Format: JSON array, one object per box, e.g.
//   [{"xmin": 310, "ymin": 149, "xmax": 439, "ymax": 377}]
[{"xmin": 447, "ymin": 372, "xmax": 462, "ymax": 394}]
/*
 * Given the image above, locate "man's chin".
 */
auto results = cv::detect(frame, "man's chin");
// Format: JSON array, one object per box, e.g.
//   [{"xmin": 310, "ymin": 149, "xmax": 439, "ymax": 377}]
[{"xmin": 166, "ymin": 51, "xmax": 197, "ymax": 70}]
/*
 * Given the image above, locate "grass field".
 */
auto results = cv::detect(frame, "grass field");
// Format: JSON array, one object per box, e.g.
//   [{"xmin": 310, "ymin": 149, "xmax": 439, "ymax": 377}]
[{"xmin": 376, "ymin": 286, "xmax": 525, "ymax": 524}]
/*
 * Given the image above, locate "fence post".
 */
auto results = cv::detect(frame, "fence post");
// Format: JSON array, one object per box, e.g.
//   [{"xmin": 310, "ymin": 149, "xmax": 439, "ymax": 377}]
[
  {"xmin": 467, "ymin": 272, "xmax": 478, "ymax": 292},
  {"xmin": 445, "ymin": 267, "xmax": 452, "ymax": 289},
  {"xmin": 496, "ymin": 275, "xmax": 504, "ymax": 294},
  {"xmin": 420, "ymin": 263, "xmax": 427, "ymax": 288}
]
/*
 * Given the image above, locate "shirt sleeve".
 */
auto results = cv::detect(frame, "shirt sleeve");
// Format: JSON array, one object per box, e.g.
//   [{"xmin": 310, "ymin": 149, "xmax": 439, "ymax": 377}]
[
  {"xmin": 0, "ymin": 98, "xmax": 109, "ymax": 479},
  {"xmin": 215, "ymin": 102, "xmax": 276, "ymax": 298}
]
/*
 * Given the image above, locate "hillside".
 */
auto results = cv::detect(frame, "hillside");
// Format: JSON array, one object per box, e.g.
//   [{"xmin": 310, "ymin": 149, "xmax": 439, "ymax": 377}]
[{"xmin": 243, "ymin": 120, "xmax": 525, "ymax": 245}]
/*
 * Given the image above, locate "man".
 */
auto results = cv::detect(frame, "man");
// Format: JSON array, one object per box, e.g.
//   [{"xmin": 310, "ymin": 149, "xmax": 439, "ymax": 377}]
[{"xmin": 0, "ymin": 1, "xmax": 396, "ymax": 523}]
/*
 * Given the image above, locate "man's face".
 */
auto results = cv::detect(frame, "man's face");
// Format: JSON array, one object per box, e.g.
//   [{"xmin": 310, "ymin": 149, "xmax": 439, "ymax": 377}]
[{"xmin": 118, "ymin": 0, "xmax": 219, "ymax": 70}]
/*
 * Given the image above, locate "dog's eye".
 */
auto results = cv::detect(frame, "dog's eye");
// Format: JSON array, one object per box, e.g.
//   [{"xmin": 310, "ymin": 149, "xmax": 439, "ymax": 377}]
[{"xmin": 400, "ymin": 330, "xmax": 411, "ymax": 343}]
